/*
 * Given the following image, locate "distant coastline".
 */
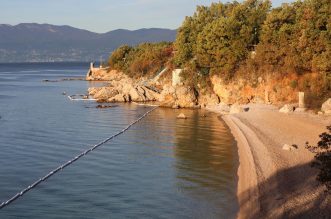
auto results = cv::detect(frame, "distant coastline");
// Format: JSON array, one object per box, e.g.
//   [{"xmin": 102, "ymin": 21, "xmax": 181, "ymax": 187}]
[{"xmin": 0, "ymin": 23, "xmax": 176, "ymax": 63}]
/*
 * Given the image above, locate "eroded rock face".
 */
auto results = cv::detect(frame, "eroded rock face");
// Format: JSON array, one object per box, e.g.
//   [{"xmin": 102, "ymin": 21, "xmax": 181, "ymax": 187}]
[
  {"xmin": 87, "ymin": 68, "xmax": 201, "ymax": 108},
  {"xmin": 89, "ymin": 87, "xmax": 119, "ymax": 100},
  {"xmin": 174, "ymin": 86, "xmax": 198, "ymax": 108},
  {"xmin": 89, "ymin": 83, "xmax": 162, "ymax": 103},
  {"xmin": 211, "ymin": 75, "xmax": 232, "ymax": 104},
  {"xmin": 198, "ymin": 93, "xmax": 220, "ymax": 108},
  {"xmin": 321, "ymin": 98, "xmax": 331, "ymax": 114}
]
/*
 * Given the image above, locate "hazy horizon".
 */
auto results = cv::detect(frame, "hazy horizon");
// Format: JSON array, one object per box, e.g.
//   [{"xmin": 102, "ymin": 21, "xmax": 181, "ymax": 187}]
[{"xmin": 1, "ymin": 0, "xmax": 296, "ymax": 33}]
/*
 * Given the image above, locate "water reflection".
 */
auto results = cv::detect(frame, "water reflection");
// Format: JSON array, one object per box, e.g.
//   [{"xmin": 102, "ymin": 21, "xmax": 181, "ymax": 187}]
[
  {"xmin": 0, "ymin": 61, "xmax": 239, "ymax": 218},
  {"xmin": 174, "ymin": 109, "xmax": 238, "ymax": 213}
]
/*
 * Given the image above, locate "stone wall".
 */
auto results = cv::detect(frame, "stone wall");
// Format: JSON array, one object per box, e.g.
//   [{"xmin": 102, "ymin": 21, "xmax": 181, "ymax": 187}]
[{"xmin": 172, "ymin": 69, "xmax": 183, "ymax": 87}]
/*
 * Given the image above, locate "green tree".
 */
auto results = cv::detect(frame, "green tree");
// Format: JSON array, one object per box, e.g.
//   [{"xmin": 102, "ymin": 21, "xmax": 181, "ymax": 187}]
[
  {"xmin": 108, "ymin": 45, "xmax": 133, "ymax": 70},
  {"xmin": 108, "ymin": 42, "xmax": 173, "ymax": 77},
  {"xmin": 195, "ymin": 0, "xmax": 271, "ymax": 78},
  {"xmin": 256, "ymin": 0, "xmax": 331, "ymax": 74}
]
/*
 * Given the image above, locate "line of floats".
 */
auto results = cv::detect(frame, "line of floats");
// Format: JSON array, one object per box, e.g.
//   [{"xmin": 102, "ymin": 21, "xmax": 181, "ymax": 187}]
[{"xmin": 0, "ymin": 106, "xmax": 158, "ymax": 209}]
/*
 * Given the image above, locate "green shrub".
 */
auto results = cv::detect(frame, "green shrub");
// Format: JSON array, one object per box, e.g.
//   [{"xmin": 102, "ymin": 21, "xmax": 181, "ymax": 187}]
[
  {"xmin": 306, "ymin": 126, "xmax": 331, "ymax": 193},
  {"xmin": 108, "ymin": 42, "xmax": 173, "ymax": 77}
]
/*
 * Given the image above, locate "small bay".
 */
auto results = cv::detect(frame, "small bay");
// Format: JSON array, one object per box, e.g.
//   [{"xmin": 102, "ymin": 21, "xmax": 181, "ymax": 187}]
[{"xmin": 0, "ymin": 63, "xmax": 238, "ymax": 219}]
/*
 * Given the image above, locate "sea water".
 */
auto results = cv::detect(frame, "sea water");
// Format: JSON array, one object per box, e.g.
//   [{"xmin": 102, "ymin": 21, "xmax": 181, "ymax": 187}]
[{"xmin": 0, "ymin": 63, "xmax": 238, "ymax": 218}]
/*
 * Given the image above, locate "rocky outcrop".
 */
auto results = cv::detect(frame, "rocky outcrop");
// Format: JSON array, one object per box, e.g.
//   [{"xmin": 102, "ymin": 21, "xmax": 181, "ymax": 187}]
[
  {"xmin": 89, "ymin": 85, "xmax": 161, "ymax": 103},
  {"xmin": 198, "ymin": 93, "xmax": 220, "ymax": 107},
  {"xmin": 86, "ymin": 65, "xmax": 129, "ymax": 82},
  {"xmin": 87, "ymin": 67, "xmax": 164, "ymax": 103},
  {"xmin": 174, "ymin": 86, "xmax": 198, "ymax": 108},
  {"xmin": 321, "ymin": 98, "xmax": 331, "ymax": 114},
  {"xmin": 155, "ymin": 84, "xmax": 198, "ymax": 108},
  {"xmin": 211, "ymin": 75, "xmax": 233, "ymax": 104},
  {"xmin": 88, "ymin": 87, "xmax": 119, "ymax": 100},
  {"xmin": 279, "ymin": 104, "xmax": 295, "ymax": 113}
]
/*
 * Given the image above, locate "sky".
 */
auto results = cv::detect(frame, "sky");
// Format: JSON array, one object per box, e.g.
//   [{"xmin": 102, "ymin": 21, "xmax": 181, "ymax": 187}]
[{"xmin": 1, "ymin": 0, "xmax": 296, "ymax": 33}]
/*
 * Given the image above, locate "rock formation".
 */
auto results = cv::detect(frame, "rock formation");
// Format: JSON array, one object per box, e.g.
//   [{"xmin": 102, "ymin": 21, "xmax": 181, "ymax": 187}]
[
  {"xmin": 321, "ymin": 98, "xmax": 331, "ymax": 114},
  {"xmin": 279, "ymin": 104, "xmax": 294, "ymax": 113},
  {"xmin": 86, "ymin": 66, "xmax": 202, "ymax": 108}
]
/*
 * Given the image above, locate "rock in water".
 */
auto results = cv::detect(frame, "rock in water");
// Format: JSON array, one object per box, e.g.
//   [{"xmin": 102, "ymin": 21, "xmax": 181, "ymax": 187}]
[
  {"xmin": 321, "ymin": 98, "xmax": 331, "ymax": 114},
  {"xmin": 279, "ymin": 104, "xmax": 294, "ymax": 113},
  {"xmin": 96, "ymin": 105, "xmax": 112, "ymax": 109},
  {"xmin": 177, "ymin": 113, "xmax": 187, "ymax": 119}
]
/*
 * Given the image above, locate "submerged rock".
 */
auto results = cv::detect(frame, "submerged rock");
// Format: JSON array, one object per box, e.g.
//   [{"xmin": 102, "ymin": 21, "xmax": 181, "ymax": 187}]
[
  {"xmin": 96, "ymin": 105, "xmax": 113, "ymax": 109},
  {"xmin": 177, "ymin": 113, "xmax": 187, "ymax": 119}
]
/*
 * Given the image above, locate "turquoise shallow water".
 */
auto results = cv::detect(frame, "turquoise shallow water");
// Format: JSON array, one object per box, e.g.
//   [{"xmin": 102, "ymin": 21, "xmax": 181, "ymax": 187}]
[{"xmin": 0, "ymin": 63, "xmax": 238, "ymax": 218}]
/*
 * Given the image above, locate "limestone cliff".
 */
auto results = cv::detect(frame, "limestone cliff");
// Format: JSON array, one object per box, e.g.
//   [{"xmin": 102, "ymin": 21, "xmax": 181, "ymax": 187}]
[
  {"xmin": 86, "ymin": 66, "xmax": 200, "ymax": 108},
  {"xmin": 86, "ymin": 64, "xmax": 329, "ymax": 110}
]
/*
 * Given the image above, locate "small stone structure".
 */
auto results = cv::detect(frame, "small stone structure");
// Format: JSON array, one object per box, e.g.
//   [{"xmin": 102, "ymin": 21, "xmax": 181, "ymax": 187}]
[
  {"xmin": 295, "ymin": 92, "xmax": 306, "ymax": 112},
  {"xmin": 86, "ymin": 62, "xmax": 95, "ymax": 78},
  {"xmin": 172, "ymin": 69, "xmax": 183, "ymax": 87},
  {"xmin": 86, "ymin": 62, "xmax": 110, "ymax": 80},
  {"xmin": 298, "ymin": 92, "xmax": 305, "ymax": 108}
]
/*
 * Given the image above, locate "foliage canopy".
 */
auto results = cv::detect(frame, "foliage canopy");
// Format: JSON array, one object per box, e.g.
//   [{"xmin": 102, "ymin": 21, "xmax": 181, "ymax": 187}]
[{"xmin": 108, "ymin": 42, "xmax": 173, "ymax": 77}]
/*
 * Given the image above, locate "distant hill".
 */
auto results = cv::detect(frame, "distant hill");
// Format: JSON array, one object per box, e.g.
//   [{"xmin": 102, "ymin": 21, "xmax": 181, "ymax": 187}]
[{"xmin": 0, "ymin": 23, "xmax": 177, "ymax": 63}]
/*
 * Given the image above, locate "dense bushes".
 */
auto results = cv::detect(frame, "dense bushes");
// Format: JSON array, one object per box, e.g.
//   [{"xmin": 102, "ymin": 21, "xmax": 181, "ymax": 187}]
[
  {"xmin": 174, "ymin": 0, "xmax": 271, "ymax": 78},
  {"xmin": 108, "ymin": 42, "xmax": 173, "ymax": 77},
  {"xmin": 108, "ymin": 0, "xmax": 330, "ymax": 99},
  {"xmin": 255, "ymin": 0, "xmax": 331, "ymax": 74},
  {"xmin": 174, "ymin": 0, "xmax": 330, "ymax": 89}
]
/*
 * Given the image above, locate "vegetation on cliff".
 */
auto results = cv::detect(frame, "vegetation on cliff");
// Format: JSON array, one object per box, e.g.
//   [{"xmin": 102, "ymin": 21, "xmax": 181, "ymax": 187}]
[
  {"xmin": 107, "ymin": 0, "xmax": 330, "ymax": 106},
  {"xmin": 108, "ymin": 42, "xmax": 173, "ymax": 78},
  {"xmin": 175, "ymin": 0, "xmax": 330, "ymax": 78},
  {"xmin": 174, "ymin": 0, "xmax": 270, "ymax": 78}
]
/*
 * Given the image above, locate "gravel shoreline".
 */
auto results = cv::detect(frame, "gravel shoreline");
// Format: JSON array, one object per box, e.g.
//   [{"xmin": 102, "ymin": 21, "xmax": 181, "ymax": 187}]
[{"xmin": 209, "ymin": 104, "xmax": 331, "ymax": 218}]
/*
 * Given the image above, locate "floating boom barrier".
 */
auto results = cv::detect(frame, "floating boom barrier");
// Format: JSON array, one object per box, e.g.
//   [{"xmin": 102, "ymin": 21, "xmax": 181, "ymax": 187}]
[
  {"xmin": 67, "ymin": 94, "xmax": 96, "ymax": 101},
  {"xmin": 0, "ymin": 106, "xmax": 158, "ymax": 210}
]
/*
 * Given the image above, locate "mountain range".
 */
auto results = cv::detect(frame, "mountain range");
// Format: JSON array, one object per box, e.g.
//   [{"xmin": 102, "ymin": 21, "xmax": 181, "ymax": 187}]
[{"xmin": 0, "ymin": 23, "xmax": 177, "ymax": 63}]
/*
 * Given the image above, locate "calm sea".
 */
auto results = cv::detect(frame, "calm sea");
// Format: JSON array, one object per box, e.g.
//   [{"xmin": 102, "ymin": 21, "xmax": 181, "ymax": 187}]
[{"xmin": 0, "ymin": 62, "xmax": 238, "ymax": 218}]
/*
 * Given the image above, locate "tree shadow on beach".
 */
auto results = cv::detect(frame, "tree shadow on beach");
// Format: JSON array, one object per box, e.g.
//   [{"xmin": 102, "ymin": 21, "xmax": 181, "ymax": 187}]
[{"xmin": 238, "ymin": 162, "xmax": 331, "ymax": 219}]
